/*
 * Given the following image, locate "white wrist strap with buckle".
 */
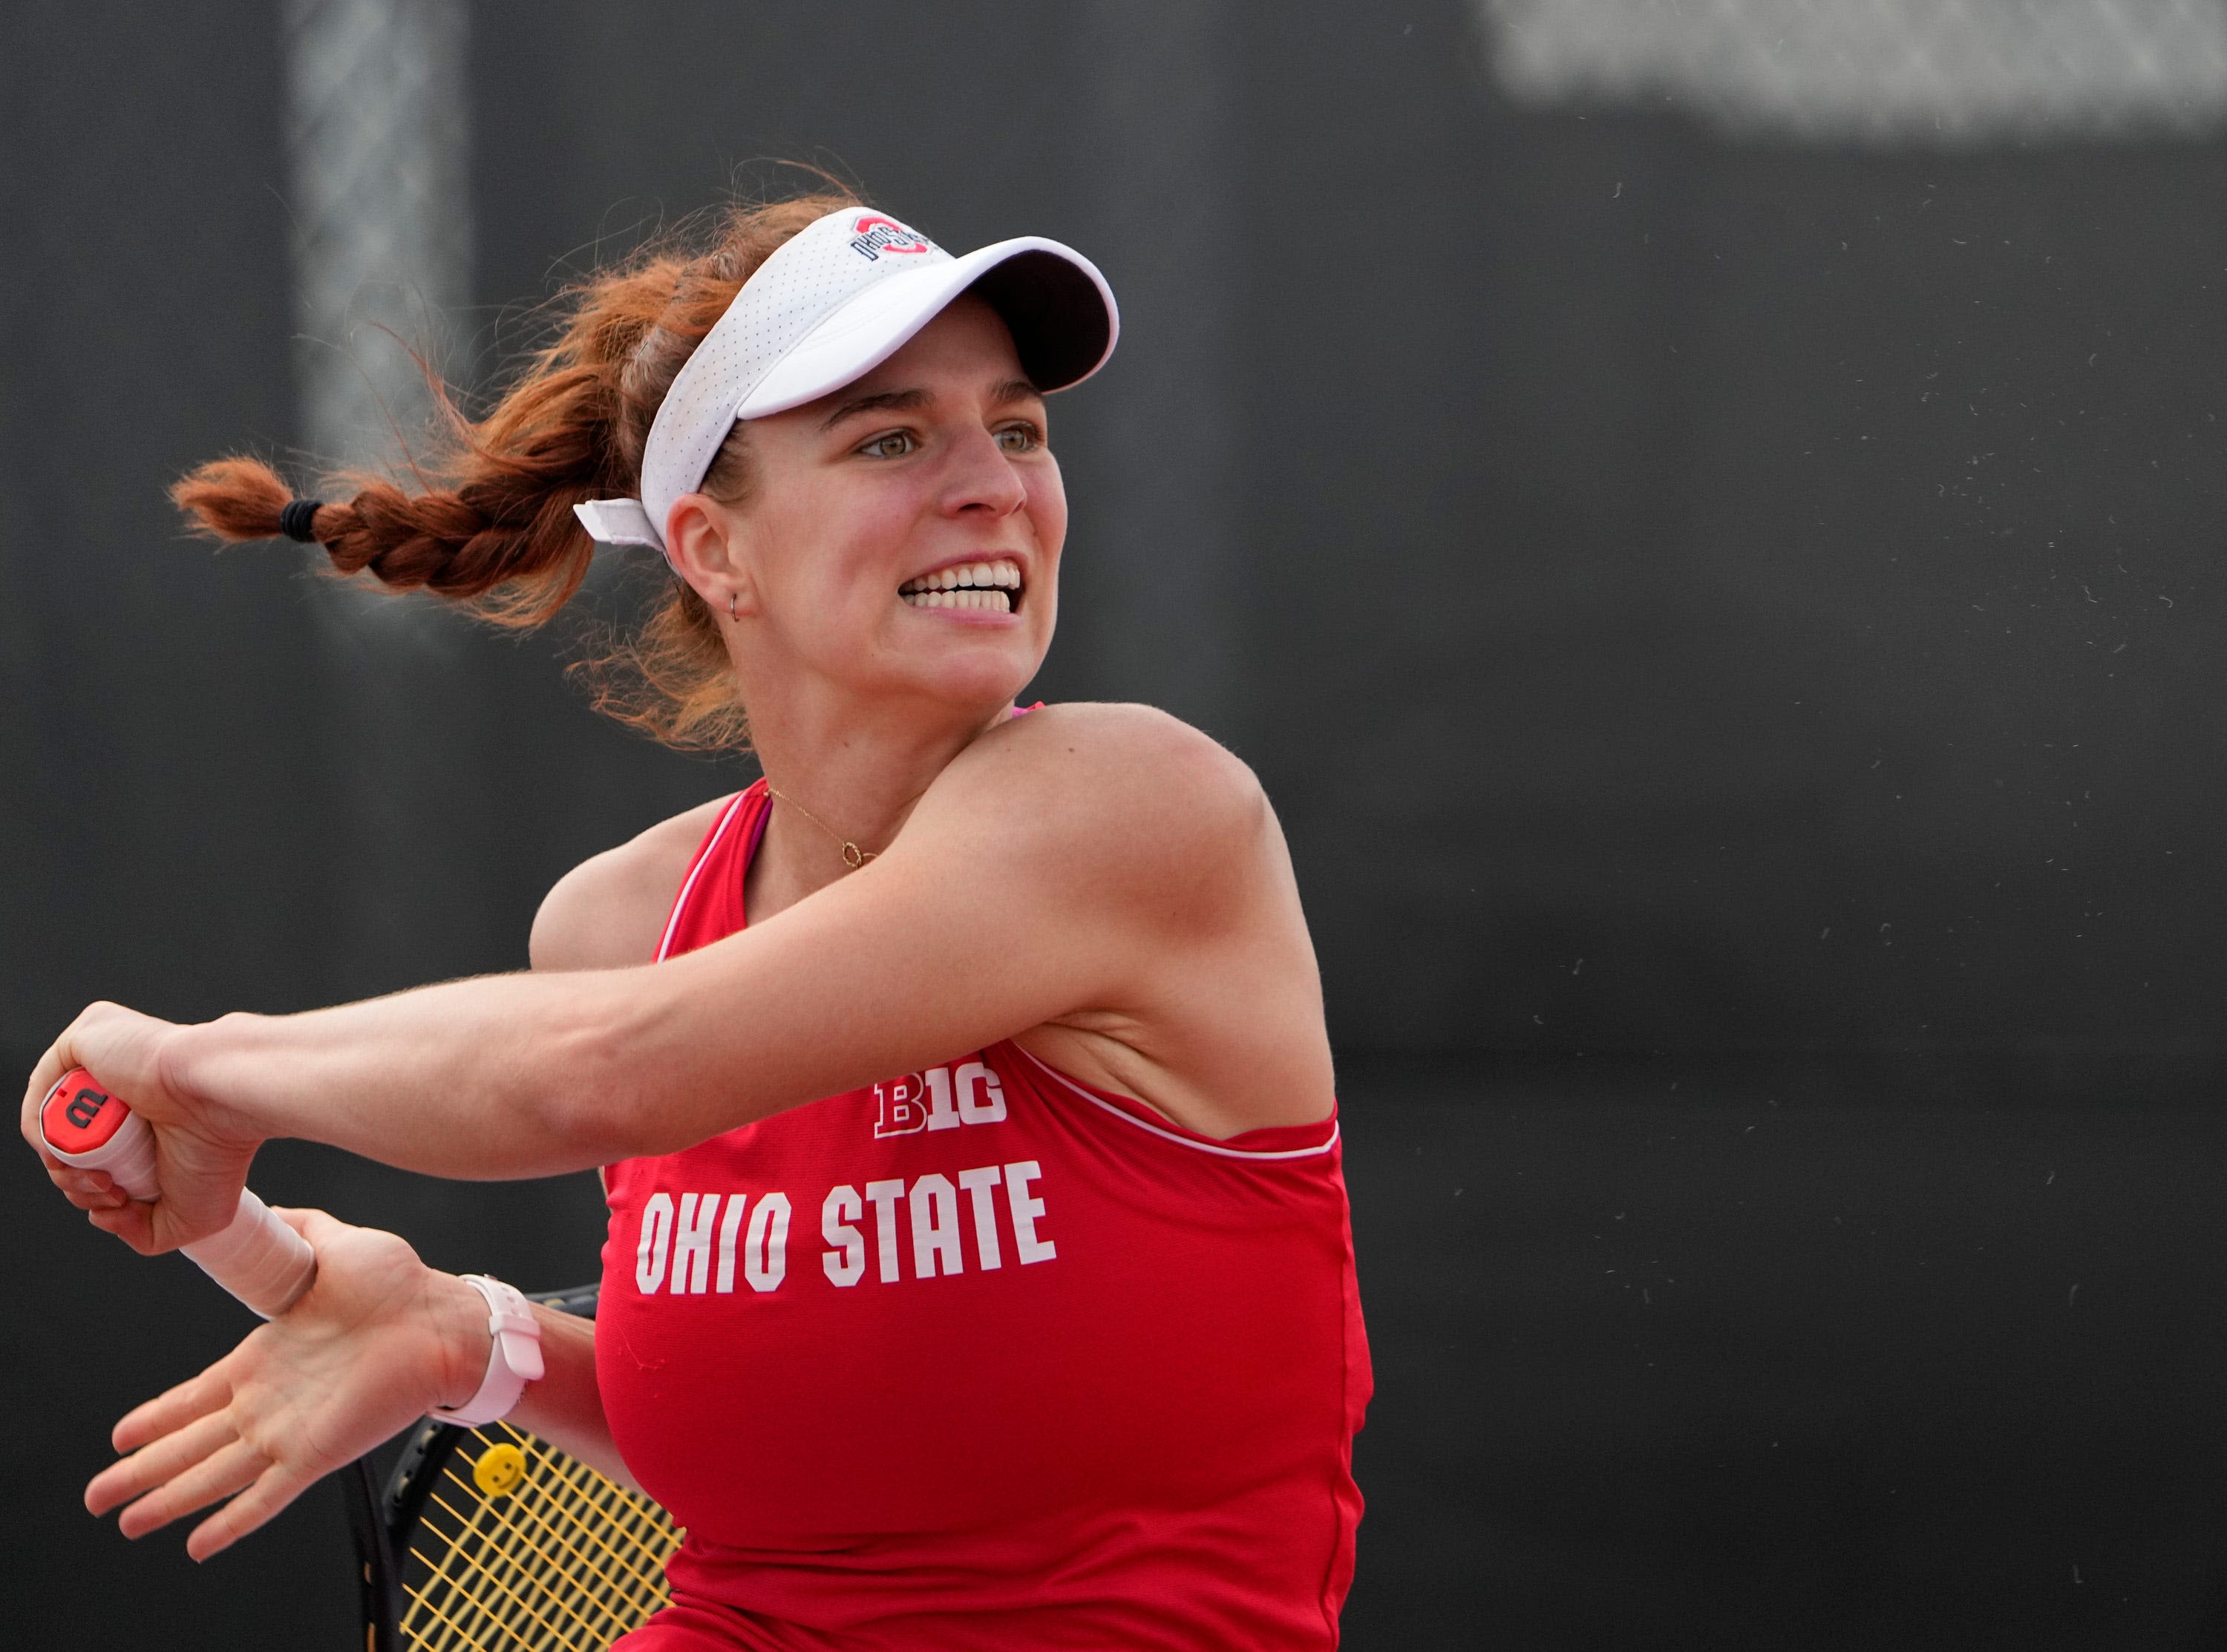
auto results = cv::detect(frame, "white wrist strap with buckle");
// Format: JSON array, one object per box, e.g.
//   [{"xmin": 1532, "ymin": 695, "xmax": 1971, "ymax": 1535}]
[{"xmin": 432, "ymin": 1274, "xmax": 546, "ymax": 1426}]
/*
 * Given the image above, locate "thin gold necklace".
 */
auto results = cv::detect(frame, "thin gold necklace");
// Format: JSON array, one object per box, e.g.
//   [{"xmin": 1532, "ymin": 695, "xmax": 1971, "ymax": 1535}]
[{"xmin": 766, "ymin": 785, "xmax": 880, "ymax": 869}]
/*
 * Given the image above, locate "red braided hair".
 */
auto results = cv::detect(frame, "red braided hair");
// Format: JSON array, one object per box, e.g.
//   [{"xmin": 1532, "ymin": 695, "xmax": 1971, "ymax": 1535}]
[{"xmin": 171, "ymin": 191, "xmax": 861, "ymax": 750}]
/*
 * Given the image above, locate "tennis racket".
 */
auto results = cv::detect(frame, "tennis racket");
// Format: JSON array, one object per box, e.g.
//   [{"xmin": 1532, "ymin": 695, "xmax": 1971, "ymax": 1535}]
[
  {"xmin": 39, "ymin": 1066, "xmax": 316, "ymax": 1318},
  {"xmin": 347, "ymin": 1285, "xmax": 684, "ymax": 1652}
]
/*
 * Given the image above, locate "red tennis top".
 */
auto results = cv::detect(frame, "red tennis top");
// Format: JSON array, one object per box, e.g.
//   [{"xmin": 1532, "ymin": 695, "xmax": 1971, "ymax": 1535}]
[{"xmin": 599, "ymin": 779, "xmax": 1370, "ymax": 1651}]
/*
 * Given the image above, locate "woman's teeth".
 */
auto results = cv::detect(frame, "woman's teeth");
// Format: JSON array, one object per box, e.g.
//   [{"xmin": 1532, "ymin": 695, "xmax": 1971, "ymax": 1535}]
[
  {"xmin": 906, "ymin": 588, "xmax": 1013, "ymax": 612},
  {"xmin": 900, "ymin": 559, "xmax": 1021, "ymax": 612}
]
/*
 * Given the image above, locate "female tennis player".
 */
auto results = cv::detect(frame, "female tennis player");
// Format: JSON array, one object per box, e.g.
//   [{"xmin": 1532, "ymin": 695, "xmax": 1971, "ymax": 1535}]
[{"xmin": 24, "ymin": 194, "xmax": 1368, "ymax": 1650}]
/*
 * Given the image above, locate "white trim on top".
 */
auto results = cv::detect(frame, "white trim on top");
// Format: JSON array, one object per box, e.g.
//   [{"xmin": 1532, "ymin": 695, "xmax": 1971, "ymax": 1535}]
[
  {"xmin": 1012, "ymin": 1043, "xmax": 1340, "ymax": 1161},
  {"xmin": 654, "ymin": 792, "xmax": 750, "ymax": 963}
]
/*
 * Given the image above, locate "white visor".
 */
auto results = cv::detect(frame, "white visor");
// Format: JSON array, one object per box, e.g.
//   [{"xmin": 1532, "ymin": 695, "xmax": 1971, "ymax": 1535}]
[{"xmin": 573, "ymin": 206, "xmax": 1118, "ymax": 559}]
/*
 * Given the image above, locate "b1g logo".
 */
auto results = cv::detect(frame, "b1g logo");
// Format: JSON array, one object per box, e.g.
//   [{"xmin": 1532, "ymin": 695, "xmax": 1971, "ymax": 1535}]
[
  {"xmin": 874, "ymin": 1061, "xmax": 1007, "ymax": 1138},
  {"xmin": 848, "ymin": 214, "xmax": 934, "ymax": 261}
]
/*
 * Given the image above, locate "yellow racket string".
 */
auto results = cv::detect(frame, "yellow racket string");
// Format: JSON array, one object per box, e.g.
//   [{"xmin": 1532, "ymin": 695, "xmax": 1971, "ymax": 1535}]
[
  {"xmin": 402, "ymin": 1430, "xmax": 677, "ymax": 1651},
  {"xmin": 406, "ymin": 1435, "xmax": 674, "ymax": 1651},
  {"xmin": 503, "ymin": 1446, "xmax": 676, "ymax": 1600},
  {"xmin": 398, "ymin": 1424, "xmax": 683, "ymax": 1652},
  {"xmin": 414, "ymin": 1489, "xmax": 601, "ymax": 1649},
  {"xmin": 451, "ymin": 1444, "xmax": 671, "ymax": 1619},
  {"xmin": 418, "ymin": 1479, "xmax": 642, "ymax": 1643}
]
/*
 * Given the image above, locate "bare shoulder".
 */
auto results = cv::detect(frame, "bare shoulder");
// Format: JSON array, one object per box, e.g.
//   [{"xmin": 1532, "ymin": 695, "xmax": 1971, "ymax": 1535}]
[
  {"xmin": 987, "ymin": 701, "xmax": 1254, "ymax": 786},
  {"xmin": 529, "ymin": 796, "xmax": 737, "ymax": 972},
  {"xmin": 939, "ymin": 702, "xmax": 1269, "ymax": 885},
  {"xmin": 950, "ymin": 705, "xmax": 1328, "ymax": 1135}
]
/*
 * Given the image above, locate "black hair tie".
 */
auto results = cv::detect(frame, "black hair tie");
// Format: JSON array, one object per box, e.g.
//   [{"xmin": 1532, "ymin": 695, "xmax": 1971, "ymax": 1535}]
[{"xmin": 278, "ymin": 497, "xmax": 325, "ymax": 543}]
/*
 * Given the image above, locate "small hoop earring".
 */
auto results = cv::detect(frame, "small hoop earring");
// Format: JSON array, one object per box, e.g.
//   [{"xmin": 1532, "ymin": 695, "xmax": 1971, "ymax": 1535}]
[{"xmin": 728, "ymin": 591, "xmax": 739, "ymax": 621}]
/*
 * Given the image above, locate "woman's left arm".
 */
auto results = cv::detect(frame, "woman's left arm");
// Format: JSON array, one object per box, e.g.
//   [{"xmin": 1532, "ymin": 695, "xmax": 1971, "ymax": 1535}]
[{"xmin": 22, "ymin": 705, "xmax": 1283, "ymax": 1251}]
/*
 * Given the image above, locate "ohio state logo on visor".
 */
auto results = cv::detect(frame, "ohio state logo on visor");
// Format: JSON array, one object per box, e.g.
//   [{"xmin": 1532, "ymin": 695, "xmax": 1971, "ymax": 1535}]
[{"xmin": 847, "ymin": 214, "xmax": 935, "ymax": 261}]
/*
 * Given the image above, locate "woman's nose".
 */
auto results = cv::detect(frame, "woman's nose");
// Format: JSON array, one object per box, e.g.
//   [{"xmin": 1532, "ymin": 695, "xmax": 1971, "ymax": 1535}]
[{"xmin": 940, "ymin": 427, "xmax": 1028, "ymax": 519}]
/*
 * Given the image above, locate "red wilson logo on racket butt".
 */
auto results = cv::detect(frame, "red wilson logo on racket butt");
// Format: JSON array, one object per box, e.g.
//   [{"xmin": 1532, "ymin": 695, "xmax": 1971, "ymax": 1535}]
[{"xmin": 39, "ymin": 1069, "xmax": 128, "ymax": 1156}]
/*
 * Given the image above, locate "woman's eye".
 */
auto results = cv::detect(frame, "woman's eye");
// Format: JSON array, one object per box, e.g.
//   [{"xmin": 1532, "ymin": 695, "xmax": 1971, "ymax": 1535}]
[
  {"xmin": 995, "ymin": 424, "xmax": 1043, "ymax": 454},
  {"xmin": 860, "ymin": 431, "xmax": 918, "ymax": 459}
]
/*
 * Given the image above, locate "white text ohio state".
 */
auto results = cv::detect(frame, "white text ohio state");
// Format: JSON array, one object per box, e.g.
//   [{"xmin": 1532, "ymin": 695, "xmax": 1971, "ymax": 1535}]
[{"xmin": 632, "ymin": 1063, "xmax": 1053, "ymax": 1297}]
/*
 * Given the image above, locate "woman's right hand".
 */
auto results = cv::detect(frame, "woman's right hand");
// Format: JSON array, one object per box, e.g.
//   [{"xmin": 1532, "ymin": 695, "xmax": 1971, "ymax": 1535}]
[
  {"xmin": 84, "ymin": 1206, "xmax": 489, "ymax": 1560},
  {"xmin": 20, "ymin": 1001, "xmax": 261, "ymax": 1254}
]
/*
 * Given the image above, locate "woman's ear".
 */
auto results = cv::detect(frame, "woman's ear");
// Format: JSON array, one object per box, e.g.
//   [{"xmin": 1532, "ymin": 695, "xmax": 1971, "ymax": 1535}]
[{"xmin": 664, "ymin": 494, "xmax": 757, "ymax": 617}]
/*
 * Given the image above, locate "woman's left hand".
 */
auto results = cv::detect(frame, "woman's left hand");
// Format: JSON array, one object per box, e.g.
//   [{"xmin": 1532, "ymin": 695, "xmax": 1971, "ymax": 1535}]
[
  {"xmin": 20, "ymin": 1001, "xmax": 262, "ymax": 1254},
  {"xmin": 84, "ymin": 1207, "xmax": 485, "ymax": 1560}
]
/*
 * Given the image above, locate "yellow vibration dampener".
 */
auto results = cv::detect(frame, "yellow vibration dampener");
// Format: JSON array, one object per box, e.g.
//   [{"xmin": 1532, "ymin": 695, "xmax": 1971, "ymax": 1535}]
[{"xmin": 474, "ymin": 1443, "xmax": 529, "ymax": 1498}]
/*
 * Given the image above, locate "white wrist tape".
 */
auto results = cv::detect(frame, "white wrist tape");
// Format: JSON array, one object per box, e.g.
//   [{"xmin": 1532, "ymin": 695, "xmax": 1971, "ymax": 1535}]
[{"xmin": 432, "ymin": 1274, "xmax": 546, "ymax": 1426}]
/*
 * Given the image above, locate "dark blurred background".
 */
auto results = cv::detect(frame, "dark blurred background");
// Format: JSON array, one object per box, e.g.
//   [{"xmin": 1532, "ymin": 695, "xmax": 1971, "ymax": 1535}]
[{"xmin": 7, "ymin": 1, "xmax": 2227, "ymax": 1645}]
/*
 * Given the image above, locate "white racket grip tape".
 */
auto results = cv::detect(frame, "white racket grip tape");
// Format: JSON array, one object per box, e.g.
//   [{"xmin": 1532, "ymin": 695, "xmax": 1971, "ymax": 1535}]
[
  {"xmin": 178, "ymin": 1188, "xmax": 317, "ymax": 1318},
  {"xmin": 47, "ymin": 1106, "xmax": 317, "ymax": 1319}
]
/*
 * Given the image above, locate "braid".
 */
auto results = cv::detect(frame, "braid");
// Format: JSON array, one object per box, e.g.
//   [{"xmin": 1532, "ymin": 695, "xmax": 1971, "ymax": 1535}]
[
  {"xmin": 313, "ymin": 358, "xmax": 625, "ymax": 624},
  {"xmin": 168, "ymin": 189, "xmax": 860, "ymax": 741}
]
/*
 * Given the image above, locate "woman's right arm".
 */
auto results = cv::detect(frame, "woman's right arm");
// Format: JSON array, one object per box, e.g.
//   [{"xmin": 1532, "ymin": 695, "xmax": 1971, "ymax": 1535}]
[
  {"xmin": 85, "ymin": 811, "xmax": 712, "ymax": 1555},
  {"xmin": 87, "ymin": 1208, "xmax": 635, "ymax": 1558},
  {"xmin": 503, "ymin": 1305, "xmax": 633, "ymax": 1488}
]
